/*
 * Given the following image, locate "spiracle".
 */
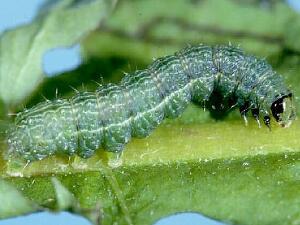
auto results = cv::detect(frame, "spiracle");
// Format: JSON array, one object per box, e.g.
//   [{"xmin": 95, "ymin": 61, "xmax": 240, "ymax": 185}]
[{"xmin": 6, "ymin": 45, "xmax": 296, "ymax": 161}]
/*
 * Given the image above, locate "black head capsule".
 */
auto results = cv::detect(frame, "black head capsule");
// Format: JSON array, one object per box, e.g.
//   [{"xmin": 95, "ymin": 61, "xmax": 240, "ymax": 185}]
[{"xmin": 270, "ymin": 93, "xmax": 296, "ymax": 128}]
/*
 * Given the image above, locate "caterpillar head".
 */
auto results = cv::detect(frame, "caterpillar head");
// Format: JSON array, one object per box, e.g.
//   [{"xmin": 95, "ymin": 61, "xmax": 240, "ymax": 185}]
[{"xmin": 271, "ymin": 93, "xmax": 296, "ymax": 128}]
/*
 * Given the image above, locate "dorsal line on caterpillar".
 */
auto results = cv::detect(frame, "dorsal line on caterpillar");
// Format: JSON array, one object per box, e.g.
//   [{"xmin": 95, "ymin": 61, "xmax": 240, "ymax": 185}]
[{"xmin": 6, "ymin": 44, "xmax": 296, "ymax": 162}]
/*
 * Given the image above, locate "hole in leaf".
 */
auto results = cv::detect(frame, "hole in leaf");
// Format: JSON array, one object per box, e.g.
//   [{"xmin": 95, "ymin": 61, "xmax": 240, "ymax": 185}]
[
  {"xmin": 0, "ymin": 211, "xmax": 91, "ymax": 225},
  {"xmin": 154, "ymin": 212, "xmax": 227, "ymax": 225},
  {"xmin": 43, "ymin": 45, "xmax": 82, "ymax": 77}
]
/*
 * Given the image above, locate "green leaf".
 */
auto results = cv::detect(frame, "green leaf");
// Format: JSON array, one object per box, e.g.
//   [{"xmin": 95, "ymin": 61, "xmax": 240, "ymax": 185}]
[
  {"xmin": 82, "ymin": 0, "xmax": 300, "ymax": 61},
  {"xmin": 284, "ymin": 21, "xmax": 300, "ymax": 52},
  {"xmin": 1, "ymin": 0, "xmax": 300, "ymax": 225},
  {"xmin": 51, "ymin": 177, "xmax": 102, "ymax": 225},
  {"xmin": 2, "ymin": 114, "xmax": 300, "ymax": 225},
  {"xmin": 0, "ymin": 0, "xmax": 117, "ymax": 109},
  {"xmin": 52, "ymin": 177, "xmax": 77, "ymax": 211},
  {"xmin": 0, "ymin": 178, "xmax": 38, "ymax": 218}
]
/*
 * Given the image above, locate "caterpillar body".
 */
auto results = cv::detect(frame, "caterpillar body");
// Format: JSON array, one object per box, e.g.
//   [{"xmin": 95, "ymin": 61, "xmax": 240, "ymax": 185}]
[{"xmin": 7, "ymin": 45, "xmax": 296, "ymax": 161}]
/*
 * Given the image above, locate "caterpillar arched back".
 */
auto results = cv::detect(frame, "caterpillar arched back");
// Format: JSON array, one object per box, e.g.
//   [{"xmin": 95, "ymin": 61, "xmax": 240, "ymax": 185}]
[{"xmin": 7, "ymin": 45, "xmax": 296, "ymax": 161}]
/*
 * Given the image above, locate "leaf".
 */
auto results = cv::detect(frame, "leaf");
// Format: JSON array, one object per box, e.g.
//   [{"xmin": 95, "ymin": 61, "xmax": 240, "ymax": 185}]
[
  {"xmin": 52, "ymin": 177, "xmax": 77, "ymax": 210},
  {"xmin": 82, "ymin": 0, "xmax": 300, "ymax": 61},
  {"xmin": 0, "ymin": 0, "xmax": 117, "ymax": 109},
  {"xmin": 51, "ymin": 177, "xmax": 102, "ymax": 225},
  {"xmin": 284, "ymin": 20, "xmax": 300, "ymax": 52},
  {"xmin": 3, "ymin": 112, "xmax": 300, "ymax": 225},
  {"xmin": 0, "ymin": 179, "xmax": 38, "ymax": 219},
  {"xmin": 1, "ymin": 0, "xmax": 300, "ymax": 225}
]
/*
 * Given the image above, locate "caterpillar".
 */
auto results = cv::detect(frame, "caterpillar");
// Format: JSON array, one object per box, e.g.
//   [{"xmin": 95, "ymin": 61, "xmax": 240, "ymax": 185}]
[{"xmin": 6, "ymin": 45, "xmax": 296, "ymax": 161}]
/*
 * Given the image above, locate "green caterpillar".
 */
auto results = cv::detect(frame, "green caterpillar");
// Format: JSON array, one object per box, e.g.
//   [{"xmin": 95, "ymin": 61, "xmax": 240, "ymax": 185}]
[{"xmin": 7, "ymin": 45, "xmax": 296, "ymax": 161}]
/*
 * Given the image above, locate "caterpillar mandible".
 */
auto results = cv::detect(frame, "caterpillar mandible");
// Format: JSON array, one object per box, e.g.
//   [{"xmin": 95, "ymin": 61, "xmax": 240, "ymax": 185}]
[{"xmin": 7, "ymin": 45, "xmax": 296, "ymax": 161}]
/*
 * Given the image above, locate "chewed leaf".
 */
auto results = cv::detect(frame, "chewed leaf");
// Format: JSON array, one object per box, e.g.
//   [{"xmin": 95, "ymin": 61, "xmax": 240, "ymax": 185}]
[{"xmin": 0, "ymin": 0, "xmax": 117, "ymax": 108}]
